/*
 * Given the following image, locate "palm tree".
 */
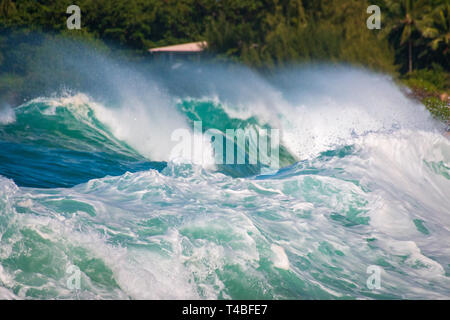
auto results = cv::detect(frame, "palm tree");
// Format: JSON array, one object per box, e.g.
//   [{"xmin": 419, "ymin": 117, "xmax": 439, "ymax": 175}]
[
  {"xmin": 0, "ymin": 0, "xmax": 16, "ymax": 19},
  {"xmin": 384, "ymin": 0, "xmax": 432, "ymax": 73},
  {"xmin": 419, "ymin": 3, "xmax": 449, "ymax": 55}
]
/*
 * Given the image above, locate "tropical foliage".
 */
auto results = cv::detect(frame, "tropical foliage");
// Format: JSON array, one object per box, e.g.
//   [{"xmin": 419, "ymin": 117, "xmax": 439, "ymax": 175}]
[{"xmin": 0, "ymin": 0, "xmax": 448, "ymax": 118}]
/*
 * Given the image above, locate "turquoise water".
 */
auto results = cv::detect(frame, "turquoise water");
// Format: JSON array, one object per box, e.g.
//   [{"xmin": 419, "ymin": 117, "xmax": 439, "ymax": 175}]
[{"xmin": 0, "ymin": 66, "xmax": 449, "ymax": 299}]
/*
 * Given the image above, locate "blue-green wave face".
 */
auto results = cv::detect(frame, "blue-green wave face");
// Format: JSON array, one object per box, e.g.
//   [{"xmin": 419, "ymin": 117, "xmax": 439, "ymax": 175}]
[
  {"xmin": 0, "ymin": 95, "xmax": 296, "ymax": 187},
  {"xmin": 0, "ymin": 64, "xmax": 449, "ymax": 300},
  {"xmin": 0, "ymin": 99, "xmax": 165, "ymax": 188}
]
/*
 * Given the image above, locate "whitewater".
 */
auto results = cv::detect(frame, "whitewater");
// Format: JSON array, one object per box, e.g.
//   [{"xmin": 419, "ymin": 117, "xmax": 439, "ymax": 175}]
[{"xmin": 0, "ymin": 61, "xmax": 449, "ymax": 299}]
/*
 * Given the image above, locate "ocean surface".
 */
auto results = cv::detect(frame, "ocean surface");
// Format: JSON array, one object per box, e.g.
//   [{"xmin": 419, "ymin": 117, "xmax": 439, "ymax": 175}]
[{"xmin": 0, "ymin": 65, "xmax": 449, "ymax": 299}]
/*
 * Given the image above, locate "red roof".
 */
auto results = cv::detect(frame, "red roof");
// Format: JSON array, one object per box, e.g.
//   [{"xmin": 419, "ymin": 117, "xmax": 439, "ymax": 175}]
[{"xmin": 149, "ymin": 41, "xmax": 207, "ymax": 53}]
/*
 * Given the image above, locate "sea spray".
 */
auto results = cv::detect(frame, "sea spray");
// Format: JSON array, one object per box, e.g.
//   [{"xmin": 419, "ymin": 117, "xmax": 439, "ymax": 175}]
[{"xmin": 0, "ymin": 60, "xmax": 449, "ymax": 299}]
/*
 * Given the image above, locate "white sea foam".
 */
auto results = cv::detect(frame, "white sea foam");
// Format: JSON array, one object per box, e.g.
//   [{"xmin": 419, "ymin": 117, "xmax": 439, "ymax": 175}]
[
  {"xmin": 271, "ymin": 245, "xmax": 290, "ymax": 270},
  {"xmin": 1, "ymin": 127, "xmax": 449, "ymax": 299},
  {"xmin": 0, "ymin": 65, "xmax": 449, "ymax": 299},
  {"xmin": 0, "ymin": 105, "xmax": 16, "ymax": 125}
]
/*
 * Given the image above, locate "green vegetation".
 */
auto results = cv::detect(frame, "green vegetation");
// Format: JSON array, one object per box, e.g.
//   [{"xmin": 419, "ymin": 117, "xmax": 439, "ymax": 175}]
[
  {"xmin": 401, "ymin": 65, "xmax": 449, "ymax": 120},
  {"xmin": 0, "ymin": 0, "xmax": 448, "ymax": 121},
  {"xmin": 206, "ymin": 0, "xmax": 397, "ymax": 72}
]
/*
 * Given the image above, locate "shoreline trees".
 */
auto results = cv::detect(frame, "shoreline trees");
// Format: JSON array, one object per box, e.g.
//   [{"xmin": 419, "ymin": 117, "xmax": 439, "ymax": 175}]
[{"xmin": 0, "ymin": 0, "xmax": 448, "ymax": 118}]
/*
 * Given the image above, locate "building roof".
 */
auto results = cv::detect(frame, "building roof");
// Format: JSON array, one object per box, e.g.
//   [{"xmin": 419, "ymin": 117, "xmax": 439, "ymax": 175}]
[{"xmin": 149, "ymin": 41, "xmax": 207, "ymax": 53}]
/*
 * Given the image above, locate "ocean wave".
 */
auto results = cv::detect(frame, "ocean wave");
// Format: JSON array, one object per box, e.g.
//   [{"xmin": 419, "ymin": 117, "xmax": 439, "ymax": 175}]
[
  {"xmin": 0, "ymin": 127, "xmax": 449, "ymax": 299},
  {"xmin": 0, "ymin": 64, "xmax": 449, "ymax": 299}
]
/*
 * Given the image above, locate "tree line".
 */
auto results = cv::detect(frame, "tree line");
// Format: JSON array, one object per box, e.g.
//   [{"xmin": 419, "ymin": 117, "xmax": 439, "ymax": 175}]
[{"xmin": 0, "ymin": 0, "xmax": 449, "ymax": 118}]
